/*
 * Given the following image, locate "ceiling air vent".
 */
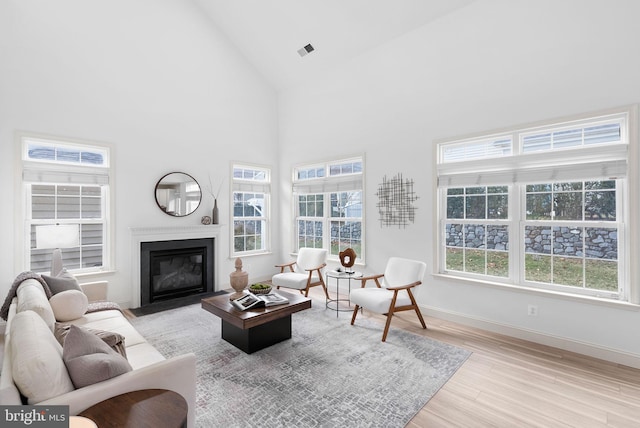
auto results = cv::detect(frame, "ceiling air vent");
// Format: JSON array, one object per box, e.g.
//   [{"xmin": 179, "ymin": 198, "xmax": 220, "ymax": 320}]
[{"xmin": 297, "ymin": 43, "xmax": 315, "ymax": 57}]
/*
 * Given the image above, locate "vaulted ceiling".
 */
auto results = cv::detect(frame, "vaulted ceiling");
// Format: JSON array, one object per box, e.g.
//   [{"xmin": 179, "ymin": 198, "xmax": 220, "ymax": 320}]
[{"xmin": 192, "ymin": 0, "xmax": 476, "ymax": 91}]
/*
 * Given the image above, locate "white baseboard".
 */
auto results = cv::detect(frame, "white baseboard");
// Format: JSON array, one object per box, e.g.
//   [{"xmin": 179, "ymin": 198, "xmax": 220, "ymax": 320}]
[{"xmin": 423, "ymin": 305, "xmax": 640, "ymax": 370}]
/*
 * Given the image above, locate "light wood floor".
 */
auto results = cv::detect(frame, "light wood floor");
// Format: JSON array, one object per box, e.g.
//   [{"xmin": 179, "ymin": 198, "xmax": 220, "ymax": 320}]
[{"xmin": 308, "ymin": 287, "xmax": 640, "ymax": 427}]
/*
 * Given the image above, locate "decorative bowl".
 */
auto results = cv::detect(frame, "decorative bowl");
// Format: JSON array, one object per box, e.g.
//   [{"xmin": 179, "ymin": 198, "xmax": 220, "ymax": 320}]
[{"xmin": 249, "ymin": 283, "xmax": 272, "ymax": 294}]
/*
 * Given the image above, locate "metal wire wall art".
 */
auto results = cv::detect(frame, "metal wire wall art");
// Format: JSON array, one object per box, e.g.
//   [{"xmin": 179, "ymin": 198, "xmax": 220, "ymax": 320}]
[{"xmin": 376, "ymin": 173, "xmax": 418, "ymax": 228}]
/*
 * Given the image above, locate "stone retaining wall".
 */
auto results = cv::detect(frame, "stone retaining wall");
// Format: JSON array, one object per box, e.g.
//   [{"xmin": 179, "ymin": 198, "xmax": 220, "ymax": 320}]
[{"xmin": 445, "ymin": 224, "xmax": 617, "ymax": 259}]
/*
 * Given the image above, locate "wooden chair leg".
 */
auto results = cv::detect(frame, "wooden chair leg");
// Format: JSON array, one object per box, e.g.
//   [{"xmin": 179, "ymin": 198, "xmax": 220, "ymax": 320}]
[
  {"xmin": 319, "ymin": 279, "xmax": 330, "ymax": 300},
  {"xmin": 381, "ymin": 310, "xmax": 394, "ymax": 342},
  {"xmin": 414, "ymin": 306, "xmax": 427, "ymax": 329},
  {"xmin": 407, "ymin": 289, "xmax": 427, "ymax": 329},
  {"xmin": 382, "ymin": 291, "xmax": 400, "ymax": 342},
  {"xmin": 351, "ymin": 305, "xmax": 360, "ymax": 325}
]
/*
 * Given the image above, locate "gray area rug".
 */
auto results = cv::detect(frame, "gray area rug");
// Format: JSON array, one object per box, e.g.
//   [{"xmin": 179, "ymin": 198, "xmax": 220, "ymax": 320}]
[{"xmin": 130, "ymin": 301, "xmax": 471, "ymax": 428}]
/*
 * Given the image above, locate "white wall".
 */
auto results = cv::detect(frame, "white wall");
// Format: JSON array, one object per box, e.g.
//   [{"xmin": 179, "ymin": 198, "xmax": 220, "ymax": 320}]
[
  {"xmin": 278, "ymin": 0, "xmax": 640, "ymax": 366},
  {"xmin": 0, "ymin": 0, "xmax": 280, "ymax": 306}
]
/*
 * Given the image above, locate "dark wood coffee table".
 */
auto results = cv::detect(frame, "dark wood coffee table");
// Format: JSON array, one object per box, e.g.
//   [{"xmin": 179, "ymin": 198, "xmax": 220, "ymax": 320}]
[{"xmin": 201, "ymin": 290, "xmax": 311, "ymax": 353}]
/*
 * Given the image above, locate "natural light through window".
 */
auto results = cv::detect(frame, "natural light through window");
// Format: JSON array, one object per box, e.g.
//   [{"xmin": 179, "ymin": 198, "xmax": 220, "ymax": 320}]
[
  {"xmin": 232, "ymin": 164, "xmax": 270, "ymax": 256},
  {"xmin": 21, "ymin": 135, "xmax": 111, "ymax": 274},
  {"xmin": 293, "ymin": 156, "xmax": 364, "ymax": 261},
  {"xmin": 436, "ymin": 107, "xmax": 635, "ymax": 302}
]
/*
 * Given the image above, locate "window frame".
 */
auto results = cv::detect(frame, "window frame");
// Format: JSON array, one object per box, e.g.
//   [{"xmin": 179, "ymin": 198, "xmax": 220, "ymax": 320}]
[
  {"xmin": 231, "ymin": 163, "xmax": 271, "ymax": 257},
  {"xmin": 435, "ymin": 106, "xmax": 638, "ymax": 304},
  {"xmin": 17, "ymin": 132, "xmax": 114, "ymax": 275},
  {"xmin": 292, "ymin": 156, "xmax": 365, "ymax": 263}
]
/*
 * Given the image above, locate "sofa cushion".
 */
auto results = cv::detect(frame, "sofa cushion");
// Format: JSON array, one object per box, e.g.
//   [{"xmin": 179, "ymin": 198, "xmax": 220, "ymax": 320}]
[
  {"xmin": 64, "ymin": 310, "xmax": 148, "ymax": 349},
  {"xmin": 122, "ymin": 342, "xmax": 166, "ymax": 369},
  {"xmin": 54, "ymin": 323, "xmax": 127, "ymax": 359},
  {"xmin": 42, "ymin": 269, "xmax": 82, "ymax": 295},
  {"xmin": 10, "ymin": 310, "xmax": 75, "ymax": 404},
  {"xmin": 63, "ymin": 325, "xmax": 132, "ymax": 388},
  {"xmin": 49, "ymin": 290, "xmax": 88, "ymax": 322},
  {"xmin": 16, "ymin": 279, "xmax": 55, "ymax": 331}
]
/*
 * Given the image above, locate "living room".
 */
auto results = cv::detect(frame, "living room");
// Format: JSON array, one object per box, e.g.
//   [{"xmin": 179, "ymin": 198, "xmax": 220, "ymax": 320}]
[{"xmin": 1, "ymin": 0, "xmax": 640, "ymax": 426}]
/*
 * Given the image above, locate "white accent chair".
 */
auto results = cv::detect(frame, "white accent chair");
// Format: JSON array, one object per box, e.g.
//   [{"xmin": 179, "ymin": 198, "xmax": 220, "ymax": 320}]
[
  {"xmin": 272, "ymin": 248, "xmax": 329, "ymax": 298},
  {"xmin": 350, "ymin": 257, "xmax": 427, "ymax": 342}
]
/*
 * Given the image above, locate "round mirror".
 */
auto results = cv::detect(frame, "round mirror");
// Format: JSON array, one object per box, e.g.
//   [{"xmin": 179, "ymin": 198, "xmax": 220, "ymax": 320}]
[{"xmin": 155, "ymin": 172, "xmax": 202, "ymax": 217}]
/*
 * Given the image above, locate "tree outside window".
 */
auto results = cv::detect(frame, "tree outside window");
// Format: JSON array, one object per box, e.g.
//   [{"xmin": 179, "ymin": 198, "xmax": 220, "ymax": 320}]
[
  {"xmin": 232, "ymin": 165, "xmax": 270, "ymax": 256},
  {"xmin": 294, "ymin": 157, "xmax": 365, "ymax": 261}
]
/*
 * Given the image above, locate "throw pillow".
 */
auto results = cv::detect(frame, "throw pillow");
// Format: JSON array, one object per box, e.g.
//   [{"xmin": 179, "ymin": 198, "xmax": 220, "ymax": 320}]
[
  {"xmin": 16, "ymin": 279, "xmax": 56, "ymax": 331},
  {"xmin": 49, "ymin": 290, "xmax": 89, "ymax": 322},
  {"xmin": 63, "ymin": 325, "xmax": 132, "ymax": 388},
  {"xmin": 10, "ymin": 310, "xmax": 75, "ymax": 403},
  {"xmin": 42, "ymin": 269, "xmax": 81, "ymax": 295},
  {"xmin": 54, "ymin": 323, "xmax": 127, "ymax": 359}
]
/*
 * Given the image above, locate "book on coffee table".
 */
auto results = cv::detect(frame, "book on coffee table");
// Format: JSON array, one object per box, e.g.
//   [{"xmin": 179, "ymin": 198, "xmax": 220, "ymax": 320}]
[{"xmin": 231, "ymin": 292, "xmax": 289, "ymax": 311}]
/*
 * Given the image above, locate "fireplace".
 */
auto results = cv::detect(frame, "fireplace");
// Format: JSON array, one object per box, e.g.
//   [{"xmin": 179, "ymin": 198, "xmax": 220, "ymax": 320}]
[{"xmin": 140, "ymin": 238, "xmax": 214, "ymax": 307}]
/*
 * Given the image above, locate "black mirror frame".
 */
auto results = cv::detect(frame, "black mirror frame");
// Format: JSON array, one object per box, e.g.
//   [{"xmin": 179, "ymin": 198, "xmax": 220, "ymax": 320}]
[{"xmin": 154, "ymin": 172, "xmax": 202, "ymax": 217}]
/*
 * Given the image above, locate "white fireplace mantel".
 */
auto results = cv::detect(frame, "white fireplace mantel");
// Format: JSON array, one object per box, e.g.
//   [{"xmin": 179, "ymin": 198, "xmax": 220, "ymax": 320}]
[{"xmin": 130, "ymin": 225, "xmax": 222, "ymax": 308}]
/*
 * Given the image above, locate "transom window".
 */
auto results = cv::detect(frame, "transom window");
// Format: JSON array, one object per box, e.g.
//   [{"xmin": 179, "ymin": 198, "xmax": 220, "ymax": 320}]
[
  {"xmin": 232, "ymin": 164, "xmax": 270, "ymax": 256},
  {"xmin": 437, "ymin": 107, "xmax": 634, "ymax": 302},
  {"xmin": 21, "ymin": 135, "xmax": 111, "ymax": 274},
  {"xmin": 293, "ymin": 156, "xmax": 364, "ymax": 261}
]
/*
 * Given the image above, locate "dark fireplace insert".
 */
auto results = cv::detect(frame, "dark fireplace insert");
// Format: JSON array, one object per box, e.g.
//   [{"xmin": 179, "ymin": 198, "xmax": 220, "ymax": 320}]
[{"xmin": 140, "ymin": 238, "xmax": 214, "ymax": 307}]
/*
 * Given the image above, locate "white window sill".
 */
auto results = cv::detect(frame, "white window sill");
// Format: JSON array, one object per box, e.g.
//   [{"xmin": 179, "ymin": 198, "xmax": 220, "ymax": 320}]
[
  {"xmin": 73, "ymin": 269, "xmax": 117, "ymax": 280},
  {"xmin": 432, "ymin": 273, "xmax": 640, "ymax": 311},
  {"xmin": 230, "ymin": 251, "xmax": 273, "ymax": 259}
]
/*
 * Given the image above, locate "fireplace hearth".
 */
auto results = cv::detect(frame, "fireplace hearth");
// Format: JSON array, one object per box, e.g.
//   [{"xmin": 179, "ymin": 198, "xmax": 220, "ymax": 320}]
[{"xmin": 140, "ymin": 238, "xmax": 214, "ymax": 307}]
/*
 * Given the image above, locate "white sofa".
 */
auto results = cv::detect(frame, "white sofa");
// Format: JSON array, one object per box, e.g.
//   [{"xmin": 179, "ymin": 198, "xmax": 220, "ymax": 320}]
[{"xmin": 0, "ymin": 278, "xmax": 197, "ymax": 427}]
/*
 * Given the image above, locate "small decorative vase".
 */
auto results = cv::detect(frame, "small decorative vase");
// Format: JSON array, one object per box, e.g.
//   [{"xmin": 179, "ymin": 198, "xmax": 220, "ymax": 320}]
[
  {"xmin": 212, "ymin": 199, "xmax": 219, "ymax": 225},
  {"xmin": 229, "ymin": 257, "xmax": 248, "ymax": 300}
]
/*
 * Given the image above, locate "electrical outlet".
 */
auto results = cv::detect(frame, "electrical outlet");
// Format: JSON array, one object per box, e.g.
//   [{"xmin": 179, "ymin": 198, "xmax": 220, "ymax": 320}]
[{"xmin": 527, "ymin": 304, "xmax": 538, "ymax": 317}]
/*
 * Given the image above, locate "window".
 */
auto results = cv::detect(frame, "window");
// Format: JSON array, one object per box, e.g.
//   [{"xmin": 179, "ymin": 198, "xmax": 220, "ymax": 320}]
[
  {"xmin": 523, "ymin": 181, "xmax": 618, "ymax": 291},
  {"xmin": 437, "ymin": 107, "xmax": 635, "ymax": 302},
  {"xmin": 444, "ymin": 186, "xmax": 510, "ymax": 278},
  {"xmin": 232, "ymin": 164, "xmax": 270, "ymax": 255},
  {"xmin": 293, "ymin": 157, "xmax": 364, "ymax": 260},
  {"xmin": 21, "ymin": 134, "xmax": 112, "ymax": 274}
]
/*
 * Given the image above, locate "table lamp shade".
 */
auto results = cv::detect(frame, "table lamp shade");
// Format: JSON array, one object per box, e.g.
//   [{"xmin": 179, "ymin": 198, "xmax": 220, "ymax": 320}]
[
  {"xmin": 36, "ymin": 224, "xmax": 80, "ymax": 249},
  {"xmin": 35, "ymin": 224, "xmax": 79, "ymax": 275}
]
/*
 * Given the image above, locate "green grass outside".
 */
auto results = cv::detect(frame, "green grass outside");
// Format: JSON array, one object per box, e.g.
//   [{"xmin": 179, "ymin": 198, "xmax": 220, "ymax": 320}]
[{"xmin": 446, "ymin": 248, "xmax": 617, "ymax": 291}]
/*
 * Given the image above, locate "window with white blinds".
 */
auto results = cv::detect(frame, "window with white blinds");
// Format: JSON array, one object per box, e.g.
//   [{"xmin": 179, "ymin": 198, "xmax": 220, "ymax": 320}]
[
  {"xmin": 436, "ymin": 107, "xmax": 636, "ymax": 302},
  {"xmin": 21, "ymin": 135, "xmax": 111, "ymax": 274},
  {"xmin": 438, "ymin": 114, "xmax": 627, "ymax": 187}
]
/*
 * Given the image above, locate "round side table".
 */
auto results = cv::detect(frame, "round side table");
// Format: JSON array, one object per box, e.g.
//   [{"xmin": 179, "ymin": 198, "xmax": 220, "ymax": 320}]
[
  {"xmin": 325, "ymin": 270, "xmax": 362, "ymax": 317},
  {"xmin": 79, "ymin": 389, "xmax": 187, "ymax": 428}
]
